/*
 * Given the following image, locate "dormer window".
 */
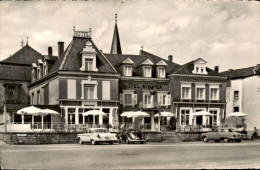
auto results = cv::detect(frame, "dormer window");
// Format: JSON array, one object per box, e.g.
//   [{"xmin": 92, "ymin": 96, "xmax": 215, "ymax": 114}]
[
  {"xmin": 80, "ymin": 40, "xmax": 98, "ymax": 72},
  {"xmin": 124, "ymin": 65, "xmax": 132, "ymax": 76},
  {"xmin": 192, "ymin": 58, "xmax": 208, "ymax": 75},
  {"xmin": 85, "ymin": 58, "xmax": 94, "ymax": 71},
  {"xmin": 144, "ymin": 66, "xmax": 152, "ymax": 77},
  {"xmin": 157, "ymin": 67, "xmax": 166, "ymax": 78},
  {"xmin": 156, "ymin": 60, "xmax": 167, "ymax": 78}
]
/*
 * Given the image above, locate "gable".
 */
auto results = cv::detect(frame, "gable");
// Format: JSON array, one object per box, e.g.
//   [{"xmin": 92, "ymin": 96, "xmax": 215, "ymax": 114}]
[
  {"xmin": 122, "ymin": 57, "xmax": 134, "ymax": 64},
  {"xmin": 193, "ymin": 58, "xmax": 207, "ymax": 64},
  {"xmin": 156, "ymin": 60, "xmax": 167, "ymax": 66},
  {"xmin": 141, "ymin": 58, "xmax": 154, "ymax": 65}
]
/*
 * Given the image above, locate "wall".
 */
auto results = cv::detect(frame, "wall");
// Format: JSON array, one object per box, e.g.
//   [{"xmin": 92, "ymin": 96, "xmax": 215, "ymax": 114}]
[
  {"xmin": 59, "ymin": 77, "xmax": 119, "ymax": 101},
  {"xmin": 29, "ymin": 78, "xmax": 59, "ymax": 105},
  {"xmin": 242, "ymin": 76, "xmax": 260, "ymax": 130},
  {"xmin": 0, "ymin": 132, "xmax": 78, "ymax": 144}
]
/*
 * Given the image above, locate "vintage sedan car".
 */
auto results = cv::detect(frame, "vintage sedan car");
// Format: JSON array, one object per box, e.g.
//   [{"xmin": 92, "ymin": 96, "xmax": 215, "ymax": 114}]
[
  {"xmin": 201, "ymin": 128, "xmax": 245, "ymax": 143},
  {"xmin": 77, "ymin": 128, "xmax": 119, "ymax": 145},
  {"xmin": 119, "ymin": 129, "xmax": 146, "ymax": 144}
]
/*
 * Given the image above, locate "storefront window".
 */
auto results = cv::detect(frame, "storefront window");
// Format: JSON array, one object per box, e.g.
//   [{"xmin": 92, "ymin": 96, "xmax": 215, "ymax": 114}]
[
  {"xmin": 181, "ymin": 109, "xmax": 190, "ymax": 125},
  {"xmin": 209, "ymin": 110, "xmax": 218, "ymax": 126}
]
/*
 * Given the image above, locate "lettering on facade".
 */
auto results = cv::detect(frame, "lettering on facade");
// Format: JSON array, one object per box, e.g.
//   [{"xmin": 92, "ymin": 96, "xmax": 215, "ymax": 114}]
[
  {"xmin": 73, "ymin": 31, "xmax": 90, "ymax": 38},
  {"xmin": 124, "ymin": 82, "xmax": 168, "ymax": 90}
]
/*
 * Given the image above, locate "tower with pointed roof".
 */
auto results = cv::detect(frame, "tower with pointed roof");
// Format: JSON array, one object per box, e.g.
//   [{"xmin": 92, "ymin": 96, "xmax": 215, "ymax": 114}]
[{"xmin": 110, "ymin": 14, "xmax": 122, "ymax": 54}]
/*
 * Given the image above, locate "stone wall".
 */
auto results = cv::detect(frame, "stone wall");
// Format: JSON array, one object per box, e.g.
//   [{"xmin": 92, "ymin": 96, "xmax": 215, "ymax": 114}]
[
  {"xmin": 177, "ymin": 132, "xmax": 203, "ymax": 142},
  {"xmin": 0, "ymin": 132, "xmax": 78, "ymax": 145}
]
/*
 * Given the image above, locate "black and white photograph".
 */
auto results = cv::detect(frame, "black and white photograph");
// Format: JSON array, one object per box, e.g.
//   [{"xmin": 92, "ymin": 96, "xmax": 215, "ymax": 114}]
[{"xmin": 0, "ymin": 0, "xmax": 259, "ymax": 169}]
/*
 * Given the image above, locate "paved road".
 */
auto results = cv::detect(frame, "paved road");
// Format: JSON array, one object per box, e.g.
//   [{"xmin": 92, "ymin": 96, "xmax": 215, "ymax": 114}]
[{"xmin": 1, "ymin": 141, "xmax": 260, "ymax": 169}]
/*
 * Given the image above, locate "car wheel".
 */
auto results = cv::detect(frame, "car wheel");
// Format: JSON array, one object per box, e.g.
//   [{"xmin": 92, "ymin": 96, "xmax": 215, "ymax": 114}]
[
  {"xmin": 78, "ymin": 138, "xmax": 83, "ymax": 145},
  {"xmin": 236, "ymin": 139, "xmax": 242, "ymax": 142},
  {"xmin": 141, "ymin": 141, "xmax": 144, "ymax": 144},
  {"xmin": 91, "ymin": 140, "xmax": 96, "ymax": 145},
  {"xmin": 224, "ymin": 138, "xmax": 229, "ymax": 143},
  {"xmin": 203, "ymin": 137, "xmax": 209, "ymax": 143},
  {"xmin": 109, "ymin": 141, "xmax": 113, "ymax": 145}
]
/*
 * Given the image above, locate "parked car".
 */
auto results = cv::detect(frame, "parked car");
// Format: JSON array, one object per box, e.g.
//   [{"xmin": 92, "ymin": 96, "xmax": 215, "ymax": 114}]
[
  {"xmin": 201, "ymin": 128, "xmax": 245, "ymax": 143},
  {"xmin": 119, "ymin": 129, "xmax": 146, "ymax": 144},
  {"xmin": 77, "ymin": 128, "xmax": 119, "ymax": 145}
]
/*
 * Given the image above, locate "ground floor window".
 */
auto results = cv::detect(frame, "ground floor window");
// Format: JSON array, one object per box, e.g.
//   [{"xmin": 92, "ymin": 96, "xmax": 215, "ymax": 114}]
[
  {"xmin": 209, "ymin": 110, "xmax": 218, "ymax": 126},
  {"xmin": 180, "ymin": 109, "xmax": 190, "ymax": 125}
]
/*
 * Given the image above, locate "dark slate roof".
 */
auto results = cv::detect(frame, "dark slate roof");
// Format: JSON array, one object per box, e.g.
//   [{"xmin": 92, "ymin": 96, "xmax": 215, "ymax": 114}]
[
  {"xmin": 221, "ymin": 66, "xmax": 260, "ymax": 79},
  {"xmin": 49, "ymin": 38, "xmax": 117, "ymax": 74},
  {"xmin": 0, "ymin": 44, "xmax": 42, "ymax": 65},
  {"xmin": 43, "ymin": 55, "xmax": 58, "ymax": 61},
  {"xmin": 170, "ymin": 58, "xmax": 224, "ymax": 77},
  {"xmin": 104, "ymin": 50, "xmax": 180, "ymax": 77},
  {"xmin": 0, "ymin": 64, "xmax": 31, "ymax": 81},
  {"xmin": 110, "ymin": 23, "xmax": 122, "ymax": 54}
]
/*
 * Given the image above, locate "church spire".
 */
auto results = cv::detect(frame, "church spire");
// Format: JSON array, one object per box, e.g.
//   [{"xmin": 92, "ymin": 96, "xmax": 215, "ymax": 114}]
[{"xmin": 110, "ymin": 13, "xmax": 122, "ymax": 54}]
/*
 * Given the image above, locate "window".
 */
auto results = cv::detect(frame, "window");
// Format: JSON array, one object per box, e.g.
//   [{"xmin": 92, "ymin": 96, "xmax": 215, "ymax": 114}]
[
  {"xmin": 102, "ymin": 81, "xmax": 110, "ymax": 100},
  {"xmin": 157, "ymin": 67, "xmax": 165, "ymax": 78},
  {"xmin": 234, "ymin": 107, "xmax": 239, "ymax": 112},
  {"xmin": 158, "ymin": 92, "xmax": 170, "ymax": 106},
  {"xmin": 143, "ymin": 93, "xmax": 153, "ymax": 108},
  {"xmin": 85, "ymin": 58, "xmax": 94, "ymax": 71},
  {"xmin": 196, "ymin": 87, "xmax": 205, "ymax": 99},
  {"xmin": 68, "ymin": 108, "xmax": 76, "ymax": 125},
  {"xmin": 209, "ymin": 110, "xmax": 218, "ymax": 126},
  {"xmin": 182, "ymin": 87, "xmax": 191, "ymax": 99},
  {"xmin": 84, "ymin": 85, "xmax": 94, "ymax": 99},
  {"xmin": 124, "ymin": 65, "xmax": 132, "ymax": 76},
  {"xmin": 144, "ymin": 66, "xmax": 151, "ymax": 77},
  {"xmin": 234, "ymin": 91, "xmax": 239, "ymax": 100},
  {"xmin": 124, "ymin": 93, "xmax": 133, "ymax": 105},
  {"xmin": 181, "ymin": 109, "xmax": 190, "ymax": 125},
  {"xmin": 209, "ymin": 84, "xmax": 219, "ymax": 100},
  {"xmin": 201, "ymin": 67, "xmax": 204, "ymax": 73},
  {"xmin": 8, "ymin": 86, "xmax": 15, "ymax": 97},
  {"xmin": 31, "ymin": 93, "xmax": 34, "ymax": 105},
  {"xmin": 37, "ymin": 91, "xmax": 40, "ymax": 104}
]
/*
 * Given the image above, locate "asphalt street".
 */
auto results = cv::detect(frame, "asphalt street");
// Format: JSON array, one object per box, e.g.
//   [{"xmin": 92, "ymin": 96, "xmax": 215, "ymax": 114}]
[{"xmin": 1, "ymin": 141, "xmax": 260, "ymax": 169}]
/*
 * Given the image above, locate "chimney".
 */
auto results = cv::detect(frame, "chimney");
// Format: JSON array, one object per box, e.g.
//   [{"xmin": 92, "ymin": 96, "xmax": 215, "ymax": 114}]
[
  {"xmin": 168, "ymin": 55, "xmax": 173, "ymax": 62},
  {"xmin": 48, "ymin": 46, "xmax": 52, "ymax": 56},
  {"xmin": 214, "ymin": 66, "xmax": 219, "ymax": 72},
  {"xmin": 58, "ymin": 42, "xmax": 64, "ymax": 58}
]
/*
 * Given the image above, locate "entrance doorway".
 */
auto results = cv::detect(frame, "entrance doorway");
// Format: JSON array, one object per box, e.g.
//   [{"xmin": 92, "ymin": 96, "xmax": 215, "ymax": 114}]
[{"xmin": 196, "ymin": 116, "xmax": 202, "ymax": 125}]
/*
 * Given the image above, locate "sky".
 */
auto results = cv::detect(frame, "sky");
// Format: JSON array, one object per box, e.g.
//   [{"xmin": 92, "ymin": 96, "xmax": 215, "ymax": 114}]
[{"xmin": 0, "ymin": 0, "xmax": 259, "ymax": 72}]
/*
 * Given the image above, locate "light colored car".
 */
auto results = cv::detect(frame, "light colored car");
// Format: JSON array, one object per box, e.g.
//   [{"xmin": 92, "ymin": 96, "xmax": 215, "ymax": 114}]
[
  {"xmin": 77, "ymin": 128, "xmax": 119, "ymax": 145},
  {"xmin": 201, "ymin": 128, "xmax": 245, "ymax": 143}
]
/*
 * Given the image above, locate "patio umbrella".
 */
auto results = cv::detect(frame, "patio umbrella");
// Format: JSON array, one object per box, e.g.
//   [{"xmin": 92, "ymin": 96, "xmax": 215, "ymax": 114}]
[
  {"xmin": 227, "ymin": 112, "xmax": 248, "ymax": 128},
  {"xmin": 192, "ymin": 111, "xmax": 212, "ymax": 116},
  {"xmin": 126, "ymin": 111, "xmax": 150, "ymax": 118},
  {"xmin": 41, "ymin": 109, "xmax": 60, "ymax": 115},
  {"xmin": 227, "ymin": 112, "xmax": 248, "ymax": 117},
  {"xmin": 17, "ymin": 106, "xmax": 43, "ymax": 115},
  {"xmin": 17, "ymin": 106, "xmax": 43, "ymax": 125},
  {"xmin": 155, "ymin": 112, "xmax": 175, "ymax": 117},
  {"xmin": 82, "ymin": 110, "xmax": 107, "ymax": 125}
]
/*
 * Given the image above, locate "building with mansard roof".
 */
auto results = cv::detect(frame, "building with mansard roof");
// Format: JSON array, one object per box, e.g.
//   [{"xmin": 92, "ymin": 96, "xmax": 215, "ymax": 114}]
[{"xmin": 0, "ymin": 43, "xmax": 43, "ymax": 124}]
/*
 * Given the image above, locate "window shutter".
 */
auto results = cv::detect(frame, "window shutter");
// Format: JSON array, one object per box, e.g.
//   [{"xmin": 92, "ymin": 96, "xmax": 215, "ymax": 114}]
[
  {"xmin": 167, "ymin": 94, "xmax": 171, "ymax": 105},
  {"xmin": 134, "ymin": 94, "xmax": 138, "ymax": 105},
  {"xmin": 120, "ymin": 93, "xmax": 123, "ymax": 104},
  {"xmin": 151, "ymin": 95, "xmax": 154, "ymax": 107},
  {"xmin": 158, "ymin": 94, "xmax": 162, "ymax": 105}
]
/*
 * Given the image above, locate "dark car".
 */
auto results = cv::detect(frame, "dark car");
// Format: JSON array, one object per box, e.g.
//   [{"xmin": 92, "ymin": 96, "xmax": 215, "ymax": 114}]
[{"xmin": 119, "ymin": 129, "xmax": 146, "ymax": 144}]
